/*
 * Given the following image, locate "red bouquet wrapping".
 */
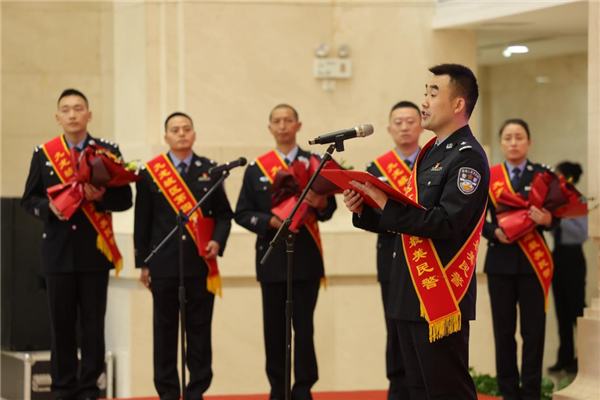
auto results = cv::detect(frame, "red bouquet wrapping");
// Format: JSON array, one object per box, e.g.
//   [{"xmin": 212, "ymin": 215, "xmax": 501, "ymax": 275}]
[
  {"xmin": 496, "ymin": 171, "xmax": 588, "ymax": 242},
  {"xmin": 271, "ymin": 155, "xmax": 342, "ymax": 232},
  {"xmin": 47, "ymin": 141, "xmax": 141, "ymax": 220}
]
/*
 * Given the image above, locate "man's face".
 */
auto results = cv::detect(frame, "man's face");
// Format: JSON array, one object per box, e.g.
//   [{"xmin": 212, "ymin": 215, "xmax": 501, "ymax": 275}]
[
  {"xmin": 164, "ymin": 115, "xmax": 196, "ymax": 152},
  {"xmin": 55, "ymin": 95, "xmax": 92, "ymax": 135},
  {"xmin": 500, "ymin": 123, "xmax": 531, "ymax": 162},
  {"xmin": 421, "ymin": 74, "xmax": 458, "ymax": 132},
  {"xmin": 268, "ymin": 107, "xmax": 301, "ymax": 146},
  {"xmin": 387, "ymin": 107, "xmax": 423, "ymax": 148}
]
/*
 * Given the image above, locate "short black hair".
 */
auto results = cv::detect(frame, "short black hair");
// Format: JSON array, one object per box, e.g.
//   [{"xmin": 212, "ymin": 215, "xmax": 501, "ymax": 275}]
[
  {"xmin": 428, "ymin": 64, "xmax": 479, "ymax": 117},
  {"xmin": 269, "ymin": 104, "xmax": 299, "ymax": 122},
  {"xmin": 58, "ymin": 89, "xmax": 88, "ymax": 108},
  {"xmin": 165, "ymin": 112, "xmax": 194, "ymax": 132},
  {"xmin": 556, "ymin": 161, "xmax": 583, "ymax": 184},
  {"xmin": 499, "ymin": 118, "xmax": 531, "ymax": 140},
  {"xmin": 389, "ymin": 101, "xmax": 421, "ymax": 119}
]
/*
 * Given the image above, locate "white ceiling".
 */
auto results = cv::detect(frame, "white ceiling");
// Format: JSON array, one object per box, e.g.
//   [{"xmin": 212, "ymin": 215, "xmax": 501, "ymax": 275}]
[
  {"xmin": 476, "ymin": 1, "xmax": 588, "ymax": 65},
  {"xmin": 433, "ymin": 0, "xmax": 589, "ymax": 66}
]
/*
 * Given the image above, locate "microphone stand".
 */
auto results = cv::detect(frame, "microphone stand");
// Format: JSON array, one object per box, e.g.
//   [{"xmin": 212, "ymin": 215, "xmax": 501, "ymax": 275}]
[
  {"xmin": 261, "ymin": 139, "xmax": 343, "ymax": 400},
  {"xmin": 144, "ymin": 170, "xmax": 230, "ymax": 400}
]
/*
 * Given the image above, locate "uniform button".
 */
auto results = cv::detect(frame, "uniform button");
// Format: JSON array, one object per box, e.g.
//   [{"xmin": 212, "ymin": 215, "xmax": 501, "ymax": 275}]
[
  {"xmin": 203, "ymin": 187, "xmax": 208, "ymax": 192},
  {"xmin": 209, "ymin": 210, "xmax": 213, "ymax": 215},
  {"xmin": 50, "ymin": 171, "xmax": 55, "ymax": 176},
  {"xmin": 263, "ymin": 186, "xmax": 268, "ymax": 191},
  {"xmin": 42, "ymin": 233, "xmax": 47, "ymax": 239},
  {"xmin": 72, "ymin": 225, "xmax": 77, "ymax": 230},
  {"xmin": 427, "ymin": 181, "xmax": 431, "ymax": 186},
  {"xmin": 259, "ymin": 245, "xmax": 264, "ymax": 251},
  {"xmin": 182, "ymin": 234, "xmax": 187, "ymax": 241},
  {"xmin": 393, "ymin": 252, "xmax": 397, "ymax": 258}
]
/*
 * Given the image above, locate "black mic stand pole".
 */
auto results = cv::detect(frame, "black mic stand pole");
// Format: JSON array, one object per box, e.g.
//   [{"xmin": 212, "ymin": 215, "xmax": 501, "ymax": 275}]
[
  {"xmin": 144, "ymin": 170, "xmax": 231, "ymax": 400},
  {"xmin": 261, "ymin": 139, "xmax": 344, "ymax": 400}
]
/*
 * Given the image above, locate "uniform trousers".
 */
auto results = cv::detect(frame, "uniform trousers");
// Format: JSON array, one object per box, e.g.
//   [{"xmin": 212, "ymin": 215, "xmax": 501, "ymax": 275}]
[
  {"xmin": 151, "ymin": 277, "xmax": 215, "ymax": 400},
  {"xmin": 552, "ymin": 245, "xmax": 586, "ymax": 364},
  {"xmin": 45, "ymin": 271, "xmax": 109, "ymax": 400},
  {"xmin": 380, "ymin": 281, "xmax": 409, "ymax": 400},
  {"xmin": 488, "ymin": 274, "xmax": 546, "ymax": 400},
  {"xmin": 395, "ymin": 320, "xmax": 477, "ymax": 400},
  {"xmin": 260, "ymin": 280, "xmax": 320, "ymax": 400}
]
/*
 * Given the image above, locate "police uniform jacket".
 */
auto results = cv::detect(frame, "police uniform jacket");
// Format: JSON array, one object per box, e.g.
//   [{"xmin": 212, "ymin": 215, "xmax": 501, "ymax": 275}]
[
  {"xmin": 134, "ymin": 153, "xmax": 233, "ymax": 279},
  {"xmin": 353, "ymin": 126, "xmax": 489, "ymax": 321},
  {"xmin": 482, "ymin": 161, "xmax": 558, "ymax": 275},
  {"xmin": 234, "ymin": 147, "xmax": 337, "ymax": 283},
  {"xmin": 21, "ymin": 134, "xmax": 133, "ymax": 274}
]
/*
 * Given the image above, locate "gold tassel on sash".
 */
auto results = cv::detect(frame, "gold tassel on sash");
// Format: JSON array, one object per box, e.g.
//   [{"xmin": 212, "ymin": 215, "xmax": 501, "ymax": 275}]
[
  {"xmin": 207, "ymin": 275, "xmax": 223, "ymax": 298},
  {"xmin": 429, "ymin": 313, "xmax": 462, "ymax": 343},
  {"xmin": 96, "ymin": 235, "xmax": 123, "ymax": 277}
]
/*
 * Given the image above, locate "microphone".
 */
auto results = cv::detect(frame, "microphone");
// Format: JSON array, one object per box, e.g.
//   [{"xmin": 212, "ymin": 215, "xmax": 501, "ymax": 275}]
[
  {"xmin": 308, "ymin": 124, "xmax": 374, "ymax": 145},
  {"xmin": 208, "ymin": 157, "xmax": 248, "ymax": 175}
]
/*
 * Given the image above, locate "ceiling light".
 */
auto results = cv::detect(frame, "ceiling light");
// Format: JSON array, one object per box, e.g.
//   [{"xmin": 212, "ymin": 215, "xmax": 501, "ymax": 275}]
[{"xmin": 507, "ymin": 45, "xmax": 529, "ymax": 54}]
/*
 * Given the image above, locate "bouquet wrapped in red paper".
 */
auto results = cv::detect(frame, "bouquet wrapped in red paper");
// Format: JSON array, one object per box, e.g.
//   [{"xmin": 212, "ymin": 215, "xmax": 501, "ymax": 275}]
[
  {"xmin": 496, "ymin": 171, "xmax": 588, "ymax": 242},
  {"xmin": 271, "ymin": 154, "xmax": 343, "ymax": 232},
  {"xmin": 47, "ymin": 141, "xmax": 141, "ymax": 220}
]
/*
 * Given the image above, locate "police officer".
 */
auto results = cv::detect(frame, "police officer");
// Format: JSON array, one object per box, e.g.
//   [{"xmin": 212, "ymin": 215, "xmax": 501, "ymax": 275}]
[
  {"xmin": 22, "ymin": 89, "xmax": 133, "ymax": 400},
  {"xmin": 344, "ymin": 64, "xmax": 488, "ymax": 400},
  {"xmin": 134, "ymin": 112, "xmax": 233, "ymax": 400},
  {"xmin": 366, "ymin": 101, "xmax": 423, "ymax": 399},
  {"xmin": 234, "ymin": 104, "xmax": 337, "ymax": 400},
  {"xmin": 483, "ymin": 119, "xmax": 557, "ymax": 400}
]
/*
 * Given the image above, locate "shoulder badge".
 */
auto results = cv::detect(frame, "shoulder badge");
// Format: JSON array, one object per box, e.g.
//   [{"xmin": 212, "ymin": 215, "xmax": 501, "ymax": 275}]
[{"xmin": 457, "ymin": 167, "xmax": 481, "ymax": 195}]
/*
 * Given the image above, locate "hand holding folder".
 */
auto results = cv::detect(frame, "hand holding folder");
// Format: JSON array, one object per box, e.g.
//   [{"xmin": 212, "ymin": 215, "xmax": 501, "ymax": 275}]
[{"xmin": 319, "ymin": 170, "xmax": 425, "ymax": 210}]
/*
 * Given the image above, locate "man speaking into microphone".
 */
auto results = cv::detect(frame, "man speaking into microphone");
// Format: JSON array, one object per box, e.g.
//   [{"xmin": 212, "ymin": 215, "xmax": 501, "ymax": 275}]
[
  {"xmin": 134, "ymin": 112, "xmax": 233, "ymax": 400},
  {"xmin": 235, "ymin": 104, "xmax": 337, "ymax": 400},
  {"xmin": 344, "ymin": 65, "xmax": 489, "ymax": 399}
]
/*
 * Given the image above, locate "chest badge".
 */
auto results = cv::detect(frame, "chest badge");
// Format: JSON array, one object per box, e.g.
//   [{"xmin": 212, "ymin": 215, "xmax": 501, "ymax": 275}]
[
  {"xmin": 198, "ymin": 173, "xmax": 211, "ymax": 182},
  {"xmin": 431, "ymin": 163, "xmax": 443, "ymax": 172},
  {"xmin": 457, "ymin": 167, "xmax": 481, "ymax": 195}
]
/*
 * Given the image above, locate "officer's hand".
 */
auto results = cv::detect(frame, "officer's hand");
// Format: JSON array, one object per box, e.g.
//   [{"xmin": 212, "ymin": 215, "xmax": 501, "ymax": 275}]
[
  {"xmin": 350, "ymin": 180, "xmax": 388, "ymax": 210},
  {"xmin": 49, "ymin": 201, "xmax": 67, "ymax": 221},
  {"xmin": 495, "ymin": 228, "xmax": 511, "ymax": 244},
  {"xmin": 140, "ymin": 267, "xmax": 151, "ymax": 291},
  {"xmin": 304, "ymin": 190, "xmax": 328, "ymax": 210},
  {"xmin": 343, "ymin": 189, "xmax": 364, "ymax": 214},
  {"xmin": 269, "ymin": 216, "xmax": 283, "ymax": 229},
  {"xmin": 84, "ymin": 183, "xmax": 106, "ymax": 202},
  {"xmin": 205, "ymin": 240, "xmax": 220, "ymax": 260},
  {"xmin": 529, "ymin": 206, "xmax": 552, "ymax": 227}
]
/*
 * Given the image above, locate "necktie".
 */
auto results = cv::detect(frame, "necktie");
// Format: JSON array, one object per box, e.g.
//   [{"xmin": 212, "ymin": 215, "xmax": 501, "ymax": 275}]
[
  {"xmin": 404, "ymin": 159, "xmax": 412, "ymax": 170},
  {"xmin": 510, "ymin": 167, "xmax": 521, "ymax": 189},
  {"xmin": 178, "ymin": 162, "xmax": 188, "ymax": 177},
  {"xmin": 284, "ymin": 157, "xmax": 292, "ymax": 166}
]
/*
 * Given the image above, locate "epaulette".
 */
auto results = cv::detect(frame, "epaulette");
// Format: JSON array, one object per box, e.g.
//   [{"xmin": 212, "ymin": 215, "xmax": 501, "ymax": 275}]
[{"xmin": 34, "ymin": 145, "xmax": 42, "ymax": 152}]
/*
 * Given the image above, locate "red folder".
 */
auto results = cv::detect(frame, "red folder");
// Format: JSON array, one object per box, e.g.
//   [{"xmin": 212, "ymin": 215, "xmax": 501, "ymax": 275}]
[{"xmin": 318, "ymin": 170, "xmax": 425, "ymax": 210}]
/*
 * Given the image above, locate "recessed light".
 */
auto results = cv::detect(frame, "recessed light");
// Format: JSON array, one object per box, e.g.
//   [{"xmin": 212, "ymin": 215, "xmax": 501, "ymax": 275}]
[{"xmin": 502, "ymin": 45, "xmax": 529, "ymax": 58}]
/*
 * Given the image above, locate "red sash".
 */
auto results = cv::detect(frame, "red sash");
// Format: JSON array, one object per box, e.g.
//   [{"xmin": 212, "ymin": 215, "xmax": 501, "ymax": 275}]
[
  {"xmin": 146, "ymin": 155, "xmax": 222, "ymax": 297},
  {"xmin": 373, "ymin": 150, "xmax": 412, "ymax": 193},
  {"xmin": 401, "ymin": 138, "xmax": 486, "ymax": 342},
  {"xmin": 42, "ymin": 136, "xmax": 123, "ymax": 276},
  {"xmin": 489, "ymin": 164, "xmax": 553, "ymax": 310},
  {"xmin": 256, "ymin": 150, "xmax": 326, "ymax": 286}
]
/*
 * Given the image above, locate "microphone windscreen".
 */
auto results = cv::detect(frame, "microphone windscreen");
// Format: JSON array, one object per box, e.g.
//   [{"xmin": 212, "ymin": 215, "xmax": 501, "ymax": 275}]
[
  {"xmin": 239, "ymin": 157, "xmax": 248, "ymax": 166},
  {"xmin": 360, "ymin": 124, "xmax": 374, "ymax": 137}
]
